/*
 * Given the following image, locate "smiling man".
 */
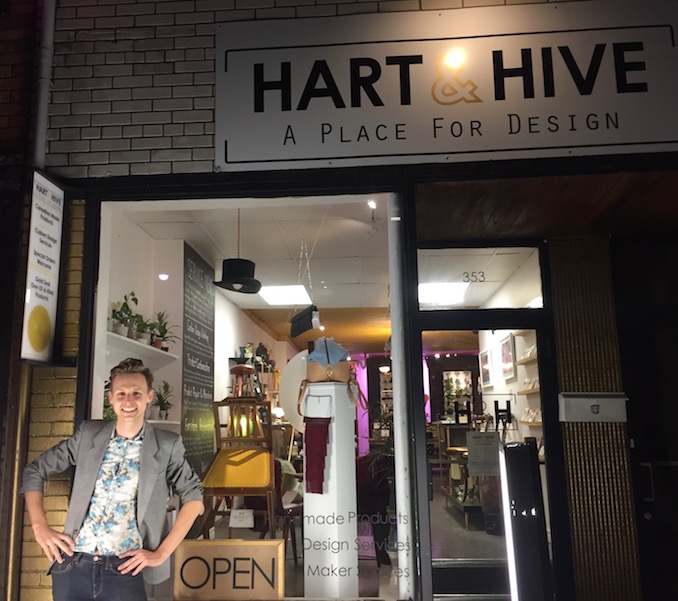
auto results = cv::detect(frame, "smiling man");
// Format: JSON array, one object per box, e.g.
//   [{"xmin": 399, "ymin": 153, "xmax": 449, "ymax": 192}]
[{"xmin": 21, "ymin": 358, "xmax": 204, "ymax": 601}]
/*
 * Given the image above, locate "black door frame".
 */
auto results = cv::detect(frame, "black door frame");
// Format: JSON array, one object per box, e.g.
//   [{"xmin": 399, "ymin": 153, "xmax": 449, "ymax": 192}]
[{"xmin": 403, "ymin": 196, "xmax": 574, "ymax": 601}]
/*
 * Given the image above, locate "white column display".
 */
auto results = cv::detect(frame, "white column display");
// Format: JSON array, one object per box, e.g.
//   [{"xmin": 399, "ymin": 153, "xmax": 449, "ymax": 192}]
[{"xmin": 303, "ymin": 381, "xmax": 359, "ymax": 598}]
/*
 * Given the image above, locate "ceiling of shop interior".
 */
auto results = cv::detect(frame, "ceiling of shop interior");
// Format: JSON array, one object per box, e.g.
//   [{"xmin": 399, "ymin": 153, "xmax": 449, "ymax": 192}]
[{"xmin": 118, "ymin": 169, "xmax": 677, "ymax": 356}]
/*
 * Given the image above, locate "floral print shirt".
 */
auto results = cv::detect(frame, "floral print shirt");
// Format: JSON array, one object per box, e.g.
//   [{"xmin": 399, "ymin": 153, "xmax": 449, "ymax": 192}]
[{"xmin": 73, "ymin": 429, "xmax": 144, "ymax": 556}]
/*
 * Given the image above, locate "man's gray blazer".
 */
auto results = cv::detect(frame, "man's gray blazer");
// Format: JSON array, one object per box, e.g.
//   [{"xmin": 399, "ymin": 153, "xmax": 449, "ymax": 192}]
[{"xmin": 21, "ymin": 420, "xmax": 204, "ymax": 584}]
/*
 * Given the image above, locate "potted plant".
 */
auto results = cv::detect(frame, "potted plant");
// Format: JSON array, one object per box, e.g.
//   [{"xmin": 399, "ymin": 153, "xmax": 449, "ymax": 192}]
[
  {"xmin": 110, "ymin": 291, "xmax": 138, "ymax": 337},
  {"xmin": 152, "ymin": 380, "xmax": 174, "ymax": 420},
  {"xmin": 102, "ymin": 381, "xmax": 116, "ymax": 420},
  {"xmin": 133, "ymin": 313, "xmax": 155, "ymax": 345},
  {"xmin": 151, "ymin": 310, "xmax": 180, "ymax": 351}
]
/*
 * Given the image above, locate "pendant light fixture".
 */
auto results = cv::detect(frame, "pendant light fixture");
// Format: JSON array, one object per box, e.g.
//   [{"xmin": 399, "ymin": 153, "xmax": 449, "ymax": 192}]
[{"xmin": 214, "ymin": 209, "xmax": 262, "ymax": 294}]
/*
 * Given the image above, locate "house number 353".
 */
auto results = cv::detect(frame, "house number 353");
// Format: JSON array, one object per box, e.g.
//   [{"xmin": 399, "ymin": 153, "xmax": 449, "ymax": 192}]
[{"xmin": 462, "ymin": 271, "xmax": 485, "ymax": 282}]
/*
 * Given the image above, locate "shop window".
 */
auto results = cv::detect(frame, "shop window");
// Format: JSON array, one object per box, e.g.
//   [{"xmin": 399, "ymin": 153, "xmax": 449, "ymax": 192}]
[{"xmin": 417, "ymin": 247, "xmax": 542, "ymax": 311}]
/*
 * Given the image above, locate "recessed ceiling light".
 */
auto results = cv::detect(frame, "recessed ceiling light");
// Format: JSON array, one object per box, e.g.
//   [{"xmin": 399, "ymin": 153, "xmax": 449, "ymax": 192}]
[
  {"xmin": 158, "ymin": 273, "xmax": 169, "ymax": 281},
  {"xmin": 527, "ymin": 296, "xmax": 543, "ymax": 308},
  {"xmin": 259, "ymin": 285, "xmax": 312, "ymax": 306},
  {"xmin": 418, "ymin": 282, "xmax": 469, "ymax": 306}
]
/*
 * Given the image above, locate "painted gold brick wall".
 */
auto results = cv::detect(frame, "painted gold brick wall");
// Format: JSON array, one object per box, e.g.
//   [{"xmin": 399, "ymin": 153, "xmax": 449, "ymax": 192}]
[
  {"xmin": 61, "ymin": 202, "xmax": 85, "ymax": 358},
  {"xmin": 19, "ymin": 201, "xmax": 84, "ymax": 601},
  {"xmin": 549, "ymin": 237, "xmax": 641, "ymax": 601}
]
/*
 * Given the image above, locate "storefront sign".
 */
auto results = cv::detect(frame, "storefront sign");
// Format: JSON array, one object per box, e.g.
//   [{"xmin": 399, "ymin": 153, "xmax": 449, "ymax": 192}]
[
  {"xmin": 21, "ymin": 172, "xmax": 64, "ymax": 362},
  {"xmin": 174, "ymin": 540, "xmax": 284, "ymax": 600},
  {"xmin": 215, "ymin": 0, "xmax": 678, "ymax": 171}
]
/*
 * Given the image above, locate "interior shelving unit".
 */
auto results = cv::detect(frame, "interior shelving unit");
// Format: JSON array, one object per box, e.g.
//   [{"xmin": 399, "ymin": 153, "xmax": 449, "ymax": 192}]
[
  {"xmin": 379, "ymin": 371, "xmax": 393, "ymax": 404},
  {"xmin": 513, "ymin": 330, "xmax": 543, "ymax": 458},
  {"xmin": 106, "ymin": 331, "xmax": 178, "ymax": 373}
]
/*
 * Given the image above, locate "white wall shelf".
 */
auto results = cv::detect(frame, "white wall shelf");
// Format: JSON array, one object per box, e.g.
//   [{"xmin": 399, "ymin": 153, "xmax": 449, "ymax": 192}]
[
  {"xmin": 516, "ymin": 355, "xmax": 538, "ymax": 366},
  {"xmin": 106, "ymin": 331, "xmax": 178, "ymax": 373}
]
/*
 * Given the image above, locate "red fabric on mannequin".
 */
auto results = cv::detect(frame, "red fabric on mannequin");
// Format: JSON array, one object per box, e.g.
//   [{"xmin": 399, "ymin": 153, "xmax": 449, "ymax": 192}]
[{"xmin": 304, "ymin": 417, "xmax": 331, "ymax": 493}]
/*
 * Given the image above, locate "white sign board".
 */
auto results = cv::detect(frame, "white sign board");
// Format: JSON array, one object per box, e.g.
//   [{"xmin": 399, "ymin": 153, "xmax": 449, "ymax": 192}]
[
  {"xmin": 467, "ymin": 431, "xmax": 501, "ymax": 476},
  {"xmin": 216, "ymin": 0, "xmax": 678, "ymax": 171},
  {"xmin": 21, "ymin": 173, "xmax": 64, "ymax": 362},
  {"xmin": 558, "ymin": 392, "xmax": 628, "ymax": 422}
]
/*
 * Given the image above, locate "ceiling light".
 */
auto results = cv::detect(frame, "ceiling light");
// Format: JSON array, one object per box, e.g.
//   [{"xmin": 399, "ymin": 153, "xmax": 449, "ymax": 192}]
[
  {"xmin": 418, "ymin": 282, "xmax": 469, "ymax": 306},
  {"xmin": 378, "ymin": 365, "xmax": 391, "ymax": 374},
  {"xmin": 367, "ymin": 200, "xmax": 377, "ymax": 209},
  {"xmin": 158, "ymin": 273, "xmax": 169, "ymax": 281},
  {"xmin": 260, "ymin": 285, "xmax": 312, "ymax": 306},
  {"xmin": 290, "ymin": 304, "xmax": 318, "ymax": 337},
  {"xmin": 527, "ymin": 296, "xmax": 543, "ymax": 308}
]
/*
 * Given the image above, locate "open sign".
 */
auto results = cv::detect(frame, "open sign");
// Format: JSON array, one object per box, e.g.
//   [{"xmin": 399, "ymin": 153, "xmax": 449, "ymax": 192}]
[{"xmin": 174, "ymin": 540, "xmax": 284, "ymax": 600}]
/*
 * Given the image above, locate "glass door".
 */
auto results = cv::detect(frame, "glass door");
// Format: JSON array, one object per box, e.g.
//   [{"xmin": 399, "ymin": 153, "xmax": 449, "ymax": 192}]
[
  {"xmin": 413, "ymin": 245, "xmax": 549, "ymax": 597},
  {"xmin": 423, "ymin": 328, "xmax": 548, "ymax": 597}
]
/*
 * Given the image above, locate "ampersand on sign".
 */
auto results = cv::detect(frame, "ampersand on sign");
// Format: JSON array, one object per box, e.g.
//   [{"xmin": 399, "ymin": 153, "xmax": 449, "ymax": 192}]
[{"xmin": 431, "ymin": 54, "xmax": 482, "ymax": 106}]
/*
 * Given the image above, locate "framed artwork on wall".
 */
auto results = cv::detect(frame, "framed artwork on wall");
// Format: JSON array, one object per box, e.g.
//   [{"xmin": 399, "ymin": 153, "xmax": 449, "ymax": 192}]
[
  {"xmin": 500, "ymin": 334, "xmax": 516, "ymax": 380},
  {"xmin": 479, "ymin": 350, "xmax": 491, "ymax": 388}
]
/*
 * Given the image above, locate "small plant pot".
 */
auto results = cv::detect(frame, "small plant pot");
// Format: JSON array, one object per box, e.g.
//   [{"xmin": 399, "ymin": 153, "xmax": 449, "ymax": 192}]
[
  {"xmin": 151, "ymin": 338, "xmax": 163, "ymax": 349},
  {"xmin": 112, "ymin": 322, "xmax": 127, "ymax": 336},
  {"xmin": 136, "ymin": 333, "xmax": 151, "ymax": 345}
]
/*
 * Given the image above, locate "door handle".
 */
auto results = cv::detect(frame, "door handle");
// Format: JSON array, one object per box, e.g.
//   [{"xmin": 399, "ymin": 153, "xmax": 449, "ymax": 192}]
[{"xmin": 639, "ymin": 462, "xmax": 655, "ymax": 502}]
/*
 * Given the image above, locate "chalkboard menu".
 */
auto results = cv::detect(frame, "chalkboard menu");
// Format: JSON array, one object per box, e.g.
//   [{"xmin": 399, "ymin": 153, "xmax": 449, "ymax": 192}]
[{"xmin": 182, "ymin": 244, "xmax": 215, "ymax": 476}]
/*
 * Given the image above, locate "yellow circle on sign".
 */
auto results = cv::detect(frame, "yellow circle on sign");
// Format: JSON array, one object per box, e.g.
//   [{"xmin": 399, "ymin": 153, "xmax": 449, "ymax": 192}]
[{"xmin": 27, "ymin": 305, "xmax": 51, "ymax": 352}]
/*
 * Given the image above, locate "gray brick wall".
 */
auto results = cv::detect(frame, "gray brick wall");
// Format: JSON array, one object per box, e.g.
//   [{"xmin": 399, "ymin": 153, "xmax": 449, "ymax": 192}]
[{"xmin": 45, "ymin": 0, "xmax": 587, "ymax": 178}]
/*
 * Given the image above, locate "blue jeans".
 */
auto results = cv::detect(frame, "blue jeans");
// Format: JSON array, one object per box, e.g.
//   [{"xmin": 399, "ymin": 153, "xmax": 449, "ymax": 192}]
[{"xmin": 51, "ymin": 553, "xmax": 147, "ymax": 601}]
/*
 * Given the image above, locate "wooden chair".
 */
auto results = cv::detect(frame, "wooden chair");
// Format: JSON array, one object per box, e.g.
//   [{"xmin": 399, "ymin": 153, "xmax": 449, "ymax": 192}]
[
  {"xmin": 201, "ymin": 446, "xmax": 277, "ymax": 539},
  {"xmin": 279, "ymin": 470, "xmax": 304, "ymax": 563},
  {"xmin": 213, "ymin": 396, "xmax": 272, "ymax": 449},
  {"xmin": 247, "ymin": 460, "xmax": 304, "ymax": 564},
  {"xmin": 201, "ymin": 394, "xmax": 275, "ymax": 539}
]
